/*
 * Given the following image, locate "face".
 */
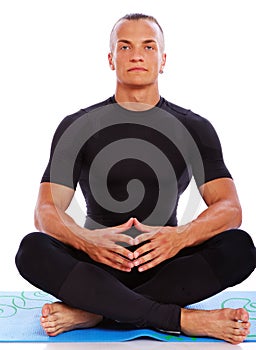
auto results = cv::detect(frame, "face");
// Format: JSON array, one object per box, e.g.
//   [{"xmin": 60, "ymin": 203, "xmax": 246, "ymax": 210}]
[{"xmin": 108, "ymin": 19, "xmax": 166, "ymax": 88}]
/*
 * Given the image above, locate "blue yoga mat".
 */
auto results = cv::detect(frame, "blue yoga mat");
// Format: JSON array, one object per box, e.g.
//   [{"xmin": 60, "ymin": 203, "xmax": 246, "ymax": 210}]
[{"xmin": 0, "ymin": 290, "xmax": 255, "ymax": 342}]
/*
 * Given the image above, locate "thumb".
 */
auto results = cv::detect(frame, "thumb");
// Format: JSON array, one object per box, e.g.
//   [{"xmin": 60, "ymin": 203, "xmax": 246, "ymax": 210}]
[
  {"xmin": 134, "ymin": 218, "xmax": 151, "ymax": 232},
  {"xmin": 116, "ymin": 217, "xmax": 134, "ymax": 230}
]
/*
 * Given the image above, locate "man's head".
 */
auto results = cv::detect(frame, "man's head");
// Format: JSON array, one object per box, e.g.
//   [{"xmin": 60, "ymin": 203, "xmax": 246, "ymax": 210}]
[{"xmin": 108, "ymin": 13, "xmax": 166, "ymax": 88}]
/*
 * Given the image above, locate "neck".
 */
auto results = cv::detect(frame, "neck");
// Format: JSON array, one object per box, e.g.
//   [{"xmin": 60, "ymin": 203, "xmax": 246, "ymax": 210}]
[{"xmin": 114, "ymin": 84, "xmax": 160, "ymax": 111}]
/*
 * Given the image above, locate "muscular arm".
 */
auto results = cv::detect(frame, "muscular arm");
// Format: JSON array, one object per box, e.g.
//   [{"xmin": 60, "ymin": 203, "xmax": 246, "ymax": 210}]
[
  {"xmin": 34, "ymin": 182, "xmax": 134, "ymax": 271},
  {"xmin": 34, "ymin": 182, "xmax": 87, "ymax": 251},
  {"xmin": 180, "ymin": 177, "xmax": 242, "ymax": 246}
]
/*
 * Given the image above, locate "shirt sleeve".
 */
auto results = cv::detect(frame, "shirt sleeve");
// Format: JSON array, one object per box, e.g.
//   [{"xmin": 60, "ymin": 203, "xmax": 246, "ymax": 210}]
[
  {"xmin": 41, "ymin": 114, "xmax": 84, "ymax": 190},
  {"xmin": 185, "ymin": 111, "xmax": 232, "ymax": 187}
]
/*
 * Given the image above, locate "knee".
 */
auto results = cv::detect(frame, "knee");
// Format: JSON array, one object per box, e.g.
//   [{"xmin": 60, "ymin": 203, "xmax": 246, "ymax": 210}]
[
  {"xmin": 229, "ymin": 229, "xmax": 256, "ymax": 264},
  {"xmin": 15, "ymin": 232, "xmax": 44, "ymax": 276},
  {"xmin": 201, "ymin": 229, "xmax": 256, "ymax": 288},
  {"xmin": 220, "ymin": 229, "xmax": 256, "ymax": 284}
]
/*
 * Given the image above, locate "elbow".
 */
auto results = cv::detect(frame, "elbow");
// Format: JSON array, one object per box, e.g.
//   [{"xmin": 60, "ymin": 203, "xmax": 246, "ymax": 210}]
[
  {"xmin": 231, "ymin": 204, "xmax": 242, "ymax": 229},
  {"xmin": 34, "ymin": 207, "xmax": 41, "ymax": 231},
  {"xmin": 34, "ymin": 202, "xmax": 58, "ymax": 233},
  {"xmin": 34, "ymin": 203, "xmax": 48, "ymax": 232}
]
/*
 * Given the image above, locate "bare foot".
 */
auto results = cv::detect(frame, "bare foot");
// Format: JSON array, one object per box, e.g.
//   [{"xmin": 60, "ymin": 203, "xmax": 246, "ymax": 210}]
[
  {"xmin": 40, "ymin": 302, "xmax": 103, "ymax": 336},
  {"xmin": 181, "ymin": 307, "xmax": 250, "ymax": 345}
]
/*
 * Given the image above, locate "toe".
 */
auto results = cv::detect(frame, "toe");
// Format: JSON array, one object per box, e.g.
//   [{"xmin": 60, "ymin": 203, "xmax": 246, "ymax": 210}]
[
  {"xmin": 229, "ymin": 334, "xmax": 247, "ymax": 345},
  {"xmin": 235, "ymin": 308, "xmax": 249, "ymax": 322},
  {"xmin": 232, "ymin": 327, "xmax": 248, "ymax": 337},
  {"xmin": 42, "ymin": 321, "xmax": 60, "ymax": 336},
  {"xmin": 233, "ymin": 320, "xmax": 251, "ymax": 333},
  {"xmin": 45, "ymin": 326, "xmax": 58, "ymax": 336},
  {"xmin": 42, "ymin": 303, "xmax": 51, "ymax": 317}
]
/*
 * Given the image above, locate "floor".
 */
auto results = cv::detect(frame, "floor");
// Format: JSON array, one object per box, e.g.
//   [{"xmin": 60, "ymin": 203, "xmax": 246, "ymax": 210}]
[{"xmin": 0, "ymin": 341, "xmax": 255, "ymax": 349}]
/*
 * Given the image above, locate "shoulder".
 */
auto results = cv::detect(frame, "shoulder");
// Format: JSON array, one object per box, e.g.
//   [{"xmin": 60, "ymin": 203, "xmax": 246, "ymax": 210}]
[
  {"xmin": 52, "ymin": 97, "xmax": 114, "ymax": 137},
  {"xmin": 159, "ymin": 97, "xmax": 191, "ymax": 118},
  {"xmin": 60, "ymin": 97, "xmax": 113, "ymax": 126},
  {"xmin": 160, "ymin": 97, "xmax": 219, "ymax": 141},
  {"xmin": 160, "ymin": 97, "xmax": 210, "ymax": 125}
]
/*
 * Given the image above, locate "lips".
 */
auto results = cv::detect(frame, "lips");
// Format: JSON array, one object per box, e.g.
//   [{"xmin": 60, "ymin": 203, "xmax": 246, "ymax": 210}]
[{"xmin": 127, "ymin": 67, "xmax": 148, "ymax": 72}]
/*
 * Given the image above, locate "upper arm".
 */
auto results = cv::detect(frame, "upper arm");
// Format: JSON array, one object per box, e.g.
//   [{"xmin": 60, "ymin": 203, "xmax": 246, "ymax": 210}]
[
  {"xmin": 35, "ymin": 182, "xmax": 75, "ymax": 213},
  {"xmin": 41, "ymin": 114, "xmax": 84, "ymax": 191},
  {"xmin": 199, "ymin": 177, "xmax": 241, "ymax": 209},
  {"xmin": 186, "ymin": 112, "xmax": 232, "ymax": 187}
]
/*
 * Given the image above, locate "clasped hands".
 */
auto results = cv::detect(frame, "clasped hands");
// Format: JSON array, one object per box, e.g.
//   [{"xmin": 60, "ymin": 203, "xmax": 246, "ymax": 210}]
[{"xmin": 84, "ymin": 217, "xmax": 185, "ymax": 272}]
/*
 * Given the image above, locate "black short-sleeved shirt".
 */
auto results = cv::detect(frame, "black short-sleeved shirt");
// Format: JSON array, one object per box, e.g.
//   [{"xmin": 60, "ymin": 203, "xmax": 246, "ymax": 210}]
[{"xmin": 41, "ymin": 96, "xmax": 231, "ymax": 227}]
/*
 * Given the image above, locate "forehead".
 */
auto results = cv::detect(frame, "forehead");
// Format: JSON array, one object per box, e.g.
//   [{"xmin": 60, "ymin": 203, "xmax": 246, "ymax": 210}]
[{"xmin": 112, "ymin": 19, "xmax": 163, "ymax": 45}]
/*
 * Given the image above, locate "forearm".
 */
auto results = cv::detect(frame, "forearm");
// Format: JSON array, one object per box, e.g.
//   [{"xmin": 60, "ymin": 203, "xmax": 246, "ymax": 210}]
[
  {"xmin": 179, "ymin": 200, "xmax": 242, "ymax": 248},
  {"xmin": 34, "ymin": 204, "xmax": 89, "ymax": 251}
]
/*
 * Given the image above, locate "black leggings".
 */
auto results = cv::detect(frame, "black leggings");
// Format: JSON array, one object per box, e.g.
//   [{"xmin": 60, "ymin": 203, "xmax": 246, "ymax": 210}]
[{"xmin": 15, "ymin": 229, "xmax": 256, "ymax": 333}]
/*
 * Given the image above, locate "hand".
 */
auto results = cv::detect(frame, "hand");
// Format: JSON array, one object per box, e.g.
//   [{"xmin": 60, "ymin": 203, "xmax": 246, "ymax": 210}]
[
  {"xmin": 133, "ymin": 218, "xmax": 185, "ymax": 272},
  {"xmin": 83, "ymin": 218, "xmax": 135, "ymax": 272}
]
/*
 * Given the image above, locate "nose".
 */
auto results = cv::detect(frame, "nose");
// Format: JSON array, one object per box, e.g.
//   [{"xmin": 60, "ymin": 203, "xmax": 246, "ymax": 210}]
[{"xmin": 129, "ymin": 47, "xmax": 144, "ymax": 62}]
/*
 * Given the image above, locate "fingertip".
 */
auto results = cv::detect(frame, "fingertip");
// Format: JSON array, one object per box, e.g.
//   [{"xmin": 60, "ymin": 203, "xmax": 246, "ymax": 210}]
[
  {"xmin": 134, "ymin": 237, "xmax": 140, "ymax": 245},
  {"xmin": 134, "ymin": 251, "xmax": 139, "ymax": 259},
  {"xmin": 125, "ymin": 217, "xmax": 134, "ymax": 227},
  {"xmin": 134, "ymin": 219, "xmax": 141, "ymax": 229},
  {"xmin": 128, "ymin": 252, "xmax": 134, "ymax": 260},
  {"xmin": 129, "ymin": 238, "xmax": 135, "ymax": 246}
]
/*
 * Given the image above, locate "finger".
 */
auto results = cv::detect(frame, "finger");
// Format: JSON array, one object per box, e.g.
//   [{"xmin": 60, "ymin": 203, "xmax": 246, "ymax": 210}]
[
  {"xmin": 133, "ymin": 218, "xmax": 153, "ymax": 232},
  {"xmin": 137, "ymin": 256, "xmax": 163, "ymax": 272},
  {"xmin": 94, "ymin": 239, "xmax": 134, "ymax": 257},
  {"xmin": 108, "ymin": 263, "xmax": 132, "ymax": 272},
  {"xmin": 111, "ymin": 252, "xmax": 134, "ymax": 268},
  {"xmin": 133, "ymin": 248, "xmax": 157, "ymax": 268},
  {"xmin": 134, "ymin": 219, "xmax": 162, "ymax": 233},
  {"xmin": 111, "ymin": 224, "xmax": 134, "ymax": 236},
  {"xmin": 134, "ymin": 232, "xmax": 154, "ymax": 245},
  {"xmin": 115, "ymin": 218, "xmax": 134, "ymax": 229},
  {"xmin": 94, "ymin": 251, "xmax": 134, "ymax": 272},
  {"xmin": 113, "ymin": 245, "xmax": 134, "ymax": 260},
  {"xmin": 111, "ymin": 232, "xmax": 135, "ymax": 246},
  {"xmin": 104, "ymin": 254, "xmax": 134, "ymax": 272},
  {"xmin": 133, "ymin": 241, "xmax": 155, "ymax": 259}
]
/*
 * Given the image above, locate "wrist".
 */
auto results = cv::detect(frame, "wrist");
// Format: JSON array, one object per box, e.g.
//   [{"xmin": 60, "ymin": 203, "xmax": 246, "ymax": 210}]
[
  {"xmin": 73, "ymin": 227, "xmax": 91, "ymax": 252},
  {"xmin": 177, "ymin": 221, "xmax": 203, "ymax": 248},
  {"xmin": 174, "ymin": 223, "xmax": 193, "ymax": 249}
]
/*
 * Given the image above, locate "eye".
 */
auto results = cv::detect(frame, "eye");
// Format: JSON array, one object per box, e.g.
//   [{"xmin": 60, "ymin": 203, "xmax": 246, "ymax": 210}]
[
  {"xmin": 145, "ymin": 45, "xmax": 154, "ymax": 50},
  {"xmin": 121, "ymin": 45, "xmax": 130, "ymax": 51}
]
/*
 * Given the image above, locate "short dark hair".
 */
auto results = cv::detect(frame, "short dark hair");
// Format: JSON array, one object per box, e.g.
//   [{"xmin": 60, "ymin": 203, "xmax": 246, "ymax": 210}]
[
  {"xmin": 110, "ymin": 13, "xmax": 165, "ymax": 51},
  {"xmin": 118, "ymin": 13, "xmax": 164, "ymax": 35}
]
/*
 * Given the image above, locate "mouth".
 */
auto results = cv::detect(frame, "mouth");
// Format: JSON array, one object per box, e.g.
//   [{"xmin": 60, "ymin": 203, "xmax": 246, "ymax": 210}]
[{"xmin": 127, "ymin": 67, "xmax": 148, "ymax": 72}]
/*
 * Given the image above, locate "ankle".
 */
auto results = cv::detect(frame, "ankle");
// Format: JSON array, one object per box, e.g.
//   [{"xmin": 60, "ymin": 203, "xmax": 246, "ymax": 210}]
[{"xmin": 180, "ymin": 308, "xmax": 207, "ymax": 337}]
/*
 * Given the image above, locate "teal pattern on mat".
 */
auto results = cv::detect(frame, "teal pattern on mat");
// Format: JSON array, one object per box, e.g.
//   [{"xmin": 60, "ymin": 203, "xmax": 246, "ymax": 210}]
[
  {"xmin": 0, "ymin": 291, "xmax": 54, "ymax": 318},
  {"xmin": 0, "ymin": 290, "xmax": 255, "ymax": 342}
]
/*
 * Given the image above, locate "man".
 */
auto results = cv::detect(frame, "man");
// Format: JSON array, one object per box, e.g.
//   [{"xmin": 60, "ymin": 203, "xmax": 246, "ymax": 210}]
[{"xmin": 16, "ymin": 13, "xmax": 256, "ymax": 344}]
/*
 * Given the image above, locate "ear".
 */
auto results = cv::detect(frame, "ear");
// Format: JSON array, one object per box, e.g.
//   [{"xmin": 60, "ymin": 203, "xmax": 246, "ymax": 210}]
[
  {"xmin": 159, "ymin": 53, "xmax": 167, "ymax": 74},
  {"xmin": 108, "ymin": 52, "xmax": 115, "ymax": 71}
]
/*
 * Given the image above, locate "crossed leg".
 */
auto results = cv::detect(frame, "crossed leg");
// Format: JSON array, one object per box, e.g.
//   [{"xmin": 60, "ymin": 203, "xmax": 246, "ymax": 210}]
[
  {"xmin": 40, "ymin": 302, "xmax": 250, "ymax": 344},
  {"xmin": 16, "ymin": 229, "xmax": 256, "ymax": 344}
]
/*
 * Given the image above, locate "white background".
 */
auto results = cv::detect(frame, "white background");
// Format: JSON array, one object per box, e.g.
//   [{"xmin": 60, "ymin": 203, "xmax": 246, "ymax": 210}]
[{"xmin": 0, "ymin": 0, "xmax": 255, "ymax": 292}]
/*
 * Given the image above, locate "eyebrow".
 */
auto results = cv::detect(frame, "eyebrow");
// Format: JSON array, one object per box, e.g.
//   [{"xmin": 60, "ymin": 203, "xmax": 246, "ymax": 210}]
[{"xmin": 117, "ymin": 39, "xmax": 157, "ymax": 45}]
